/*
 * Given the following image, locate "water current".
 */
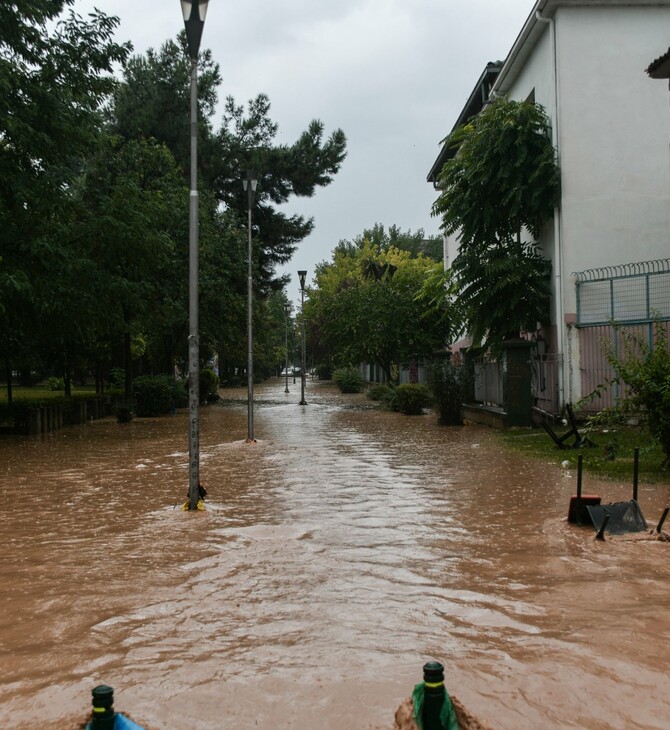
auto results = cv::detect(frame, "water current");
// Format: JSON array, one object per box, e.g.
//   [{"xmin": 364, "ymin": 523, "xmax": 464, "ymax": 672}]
[{"xmin": 1, "ymin": 378, "xmax": 669, "ymax": 729}]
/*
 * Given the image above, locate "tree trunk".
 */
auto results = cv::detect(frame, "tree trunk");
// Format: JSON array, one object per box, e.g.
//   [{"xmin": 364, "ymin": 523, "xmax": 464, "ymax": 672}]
[
  {"xmin": 124, "ymin": 331, "xmax": 132, "ymax": 402},
  {"xmin": 64, "ymin": 366, "xmax": 72, "ymax": 398},
  {"xmin": 5, "ymin": 358, "xmax": 12, "ymax": 405}
]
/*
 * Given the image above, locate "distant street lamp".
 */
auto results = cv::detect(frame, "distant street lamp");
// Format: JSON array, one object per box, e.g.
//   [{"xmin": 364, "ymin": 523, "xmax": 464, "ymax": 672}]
[
  {"xmin": 182, "ymin": 0, "xmax": 209, "ymax": 510},
  {"xmin": 243, "ymin": 170, "xmax": 258, "ymax": 442},
  {"xmin": 283, "ymin": 302, "xmax": 291, "ymax": 393},
  {"xmin": 298, "ymin": 270, "xmax": 308, "ymax": 406}
]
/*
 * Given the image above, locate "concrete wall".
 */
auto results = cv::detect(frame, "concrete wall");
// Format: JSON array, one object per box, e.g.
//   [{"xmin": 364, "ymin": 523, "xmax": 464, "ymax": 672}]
[{"xmin": 500, "ymin": 3, "xmax": 670, "ymax": 402}]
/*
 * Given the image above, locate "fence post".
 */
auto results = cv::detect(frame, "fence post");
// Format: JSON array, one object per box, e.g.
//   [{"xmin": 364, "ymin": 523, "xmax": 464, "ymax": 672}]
[{"xmin": 463, "ymin": 348, "xmax": 478, "ymax": 403}]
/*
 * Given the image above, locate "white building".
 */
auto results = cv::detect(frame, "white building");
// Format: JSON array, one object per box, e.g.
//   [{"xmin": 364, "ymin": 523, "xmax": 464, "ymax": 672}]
[{"xmin": 429, "ymin": 0, "xmax": 670, "ymax": 414}]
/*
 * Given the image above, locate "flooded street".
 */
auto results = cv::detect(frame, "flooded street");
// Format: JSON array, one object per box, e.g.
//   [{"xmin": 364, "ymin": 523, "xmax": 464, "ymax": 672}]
[{"xmin": 1, "ymin": 378, "xmax": 669, "ymax": 729}]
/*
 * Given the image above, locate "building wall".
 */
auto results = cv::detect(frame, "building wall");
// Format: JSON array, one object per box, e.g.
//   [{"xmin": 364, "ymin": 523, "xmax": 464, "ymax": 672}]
[
  {"xmin": 500, "ymin": 3, "xmax": 670, "ymax": 402},
  {"xmin": 556, "ymin": 5, "xmax": 670, "ymax": 313}
]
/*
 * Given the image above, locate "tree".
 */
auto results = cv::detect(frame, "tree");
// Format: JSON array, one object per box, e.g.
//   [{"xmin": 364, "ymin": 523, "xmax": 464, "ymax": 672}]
[
  {"xmin": 432, "ymin": 97, "xmax": 560, "ymax": 351},
  {"xmin": 0, "ymin": 0, "xmax": 130, "ymax": 399},
  {"xmin": 336, "ymin": 223, "xmax": 443, "ymax": 262},
  {"xmin": 110, "ymin": 39, "xmax": 347, "ymax": 291},
  {"xmin": 308, "ymin": 237, "xmax": 452, "ymax": 382},
  {"xmin": 75, "ymin": 136, "xmax": 187, "ymax": 399}
]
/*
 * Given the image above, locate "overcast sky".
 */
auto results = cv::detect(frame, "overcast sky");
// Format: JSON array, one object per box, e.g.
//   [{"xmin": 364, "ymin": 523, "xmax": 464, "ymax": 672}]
[{"xmin": 72, "ymin": 0, "xmax": 535, "ymax": 300}]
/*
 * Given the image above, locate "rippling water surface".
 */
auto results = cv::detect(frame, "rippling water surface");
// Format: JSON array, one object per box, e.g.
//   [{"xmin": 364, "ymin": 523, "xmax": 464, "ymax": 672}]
[{"xmin": 1, "ymin": 379, "xmax": 669, "ymax": 729}]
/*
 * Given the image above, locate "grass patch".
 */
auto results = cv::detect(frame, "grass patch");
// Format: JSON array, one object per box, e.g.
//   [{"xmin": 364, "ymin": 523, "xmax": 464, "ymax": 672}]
[
  {"xmin": 500, "ymin": 424, "xmax": 670, "ymax": 484},
  {"xmin": 0, "ymin": 386, "xmax": 98, "ymax": 404}
]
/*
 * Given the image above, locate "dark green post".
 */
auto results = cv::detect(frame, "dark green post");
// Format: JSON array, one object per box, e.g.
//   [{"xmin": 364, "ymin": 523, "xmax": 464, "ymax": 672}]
[
  {"xmin": 632, "ymin": 447, "xmax": 639, "ymax": 502},
  {"xmin": 89, "ymin": 685, "xmax": 115, "ymax": 730},
  {"xmin": 422, "ymin": 661, "xmax": 446, "ymax": 730},
  {"xmin": 502, "ymin": 338, "xmax": 533, "ymax": 427}
]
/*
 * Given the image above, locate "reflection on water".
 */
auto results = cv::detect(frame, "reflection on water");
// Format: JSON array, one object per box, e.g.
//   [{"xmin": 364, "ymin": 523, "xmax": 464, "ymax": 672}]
[{"xmin": 1, "ymin": 379, "xmax": 670, "ymax": 729}]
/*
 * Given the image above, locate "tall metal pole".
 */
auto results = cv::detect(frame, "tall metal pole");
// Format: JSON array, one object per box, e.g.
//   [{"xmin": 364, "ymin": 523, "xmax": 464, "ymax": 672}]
[
  {"xmin": 243, "ymin": 171, "xmax": 258, "ymax": 442},
  {"xmin": 284, "ymin": 303, "xmax": 290, "ymax": 393},
  {"xmin": 182, "ymin": 0, "xmax": 209, "ymax": 510},
  {"xmin": 187, "ymin": 57, "xmax": 200, "ymax": 510},
  {"xmin": 298, "ymin": 271, "xmax": 307, "ymax": 406},
  {"xmin": 247, "ymin": 199, "xmax": 254, "ymax": 441}
]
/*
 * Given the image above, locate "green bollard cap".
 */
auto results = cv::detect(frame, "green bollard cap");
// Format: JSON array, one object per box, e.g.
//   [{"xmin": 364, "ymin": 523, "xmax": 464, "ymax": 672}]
[
  {"xmin": 423, "ymin": 661, "xmax": 444, "ymax": 685},
  {"xmin": 92, "ymin": 685, "xmax": 114, "ymax": 713}
]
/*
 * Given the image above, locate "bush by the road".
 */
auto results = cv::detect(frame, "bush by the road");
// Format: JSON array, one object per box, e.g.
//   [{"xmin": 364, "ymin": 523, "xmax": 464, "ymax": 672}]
[
  {"xmin": 393, "ymin": 383, "xmax": 431, "ymax": 415},
  {"xmin": 333, "ymin": 368, "xmax": 363, "ymax": 393}
]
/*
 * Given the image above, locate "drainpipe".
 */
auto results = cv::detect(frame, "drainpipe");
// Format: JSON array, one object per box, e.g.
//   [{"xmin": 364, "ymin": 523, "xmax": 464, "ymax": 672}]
[{"xmin": 536, "ymin": 9, "xmax": 567, "ymax": 408}]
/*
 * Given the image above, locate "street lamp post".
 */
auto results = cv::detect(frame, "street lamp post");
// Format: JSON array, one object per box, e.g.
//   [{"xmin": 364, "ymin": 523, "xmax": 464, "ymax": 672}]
[
  {"xmin": 298, "ymin": 270, "xmax": 308, "ymax": 406},
  {"xmin": 243, "ymin": 170, "xmax": 258, "ymax": 442},
  {"xmin": 283, "ymin": 303, "xmax": 291, "ymax": 393},
  {"xmin": 182, "ymin": 0, "xmax": 209, "ymax": 511}
]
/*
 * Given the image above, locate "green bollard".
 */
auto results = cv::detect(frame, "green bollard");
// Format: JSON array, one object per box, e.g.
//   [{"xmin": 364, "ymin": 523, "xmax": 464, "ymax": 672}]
[
  {"xmin": 89, "ymin": 685, "xmax": 115, "ymax": 730},
  {"xmin": 422, "ymin": 661, "xmax": 446, "ymax": 730}
]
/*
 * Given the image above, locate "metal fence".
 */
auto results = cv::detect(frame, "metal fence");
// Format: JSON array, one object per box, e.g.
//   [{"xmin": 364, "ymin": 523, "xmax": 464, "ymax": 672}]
[
  {"xmin": 471, "ymin": 350, "xmax": 561, "ymax": 416},
  {"xmin": 531, "ymin": 352, "xmax": 560, "ymax": 416},
  {"xmin": 574, "ymin": 258, "xmax": 670, "ymax": 412},
  {"xmin": 473, "ymin": 358, "xmax": 503, "ymax": 406}
]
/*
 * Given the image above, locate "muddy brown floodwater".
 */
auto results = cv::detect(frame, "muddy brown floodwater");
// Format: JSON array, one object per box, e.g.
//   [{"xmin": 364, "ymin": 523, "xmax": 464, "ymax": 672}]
[{"xmin": 1, "ymin": 379, "xmax": 670, "ymax": 730}]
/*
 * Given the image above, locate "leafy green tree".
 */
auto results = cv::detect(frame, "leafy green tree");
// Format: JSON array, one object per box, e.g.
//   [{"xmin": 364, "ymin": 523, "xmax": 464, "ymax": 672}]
[
  {"xmin": 110, "ymin": 39, "xmax": 347, "ymax": 290},
  {"xmin": 75, "ymin": 136, "xmax": 187, "ymax": 399},
  {"xmin": 0, "ymin": 0, "xmax": 130, "ymax": 399},
  {"xmin": 432, "ymin": 97, "xmax": 560, "ymax": 351},
  {"xmin": 337, "ymin": 223, "xmax": 442, "ymax": 262},
  {"xmin": 308, "ymin": 238, "xmax": 451, "ymax": 382}
]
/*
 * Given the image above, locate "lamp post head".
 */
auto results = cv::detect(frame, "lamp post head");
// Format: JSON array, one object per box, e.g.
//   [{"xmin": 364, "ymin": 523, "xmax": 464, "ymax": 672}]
[
  {"xmin": 283, "ymin": 303, "xmax": 292, "ymax": 316},
  {"xmin": 181, "ymin": 0, "xmax": 209, "ymax": 60},
  {"xmin": 298, "ymin": 270, "xmax": 307, "ymax": 292},
  {"xmin": 242, "ymin": 169, "xmax": 259, "ymax": 207}
]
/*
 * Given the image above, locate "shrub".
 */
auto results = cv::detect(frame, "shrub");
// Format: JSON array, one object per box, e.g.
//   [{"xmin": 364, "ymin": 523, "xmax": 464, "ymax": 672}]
[
  {"xmin": 46, "ymin": 376, "xmax": 65, "ymax": 391},
  {"xmin": 381, "ymin": 388, "xmax": 399, "ymax": 412},
  {"xmin": 428, "ymin": 356, "xmax": 467, "ymax": 425},
  {"xmin": 315, "ymin": 363, "xmax": 333, "ymax": 380},
  {"xmin": 394, "ymin": 383, "xmax": 431, "ymax": 415},
  {"xmin": 133, "ymin": 375, "xmax": 184, "ymax": 417},
  {"xmin": 332, "ymin": 367, "xmax": 363, "ymax": 393},
  {"xmin": 109, "ymin": 367, "xmax": 125, "ymax": 390},
  {"xmin": 115, "ymin": 401, "xmax": 133, "ymax": 423},
  {"xmin": 606, "ymin": 321, "xmax": 670, "ymax": 468},
  {"xmin": 199, "ymin": 368, "xmax": 220, "ymax": 403},
  {"xmin": 367, "ymin": 383, "xmax": 393, "ymax": 401}
]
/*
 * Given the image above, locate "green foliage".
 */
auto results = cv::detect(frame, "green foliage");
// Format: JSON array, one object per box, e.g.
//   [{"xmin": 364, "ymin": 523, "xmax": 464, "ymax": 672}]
[
  {"xmin": 606, "ymin": 323, "xmax": 670, "ymax": 467},
  {"xmin": 1, "ymin": 16, "xmax": 346, "ymax": 403},
  {"xmin": 112, "ymin": 40, "xmax": 346, "ymax": 290},
  {"xmin": 199, "ymin": 368, "xmax": 220, "ymax": 403},
  {"xmin": 393, "ymin": 384, "xmax": 431, "ymax": 415},
  {"xmin": 332, "ymin": 367, "xmax": 363, "ymax": 394},
  {"xmin": 367, "ymin": 383, "xmax": 393, "ymax": 401},
  {"xmin": 381, "ymin": 388, "xmax": 399, "ymax": 412},
  {"xmin": 433, "ymin": 97, "xmax": 560, "ymax": 246},
  {"xmin": 432, "ymin": 97, "xmax": 559, "ymax": 350},
  {"xmin": 115, "ymin": 401, "xmax": 133, "ymax": 423},
  {"xmin": 47, "ymin": 377, "xmax": 65, "ymax": 391},
  {"xmin": 308, "ymin": 237, "xmax": 454, "ymax": 381},
  {"xmin": 133, "ymin": 374, "xmax": 185, "ymax": 417},
  {"xmin": 428, "ymin": 356, "xmax": 467, "ymax": 425},
  {"xmin": 334, "ymin": 223, "xmax": 443, "ymax": 262},
  {"xmin": 314, "ymin": 363, "xmax": 333, "ymax": 380},
  {"xmin": 0, "ymin": 1, "xmax": 131, "ymax": 392},
  {"xmin": 109, "ymin": 368, "xmax": 125, "ymax": 390},
  {"xmin": 455, "ymin": 244, "xmax": 551, "ymax": 351}
]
